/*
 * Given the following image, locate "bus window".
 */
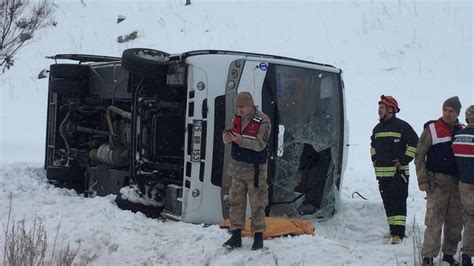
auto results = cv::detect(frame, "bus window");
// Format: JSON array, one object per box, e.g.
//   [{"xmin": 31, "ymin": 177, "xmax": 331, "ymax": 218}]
[{"xmin": 263, "ymin": 64, "xmax": 343, "ymax": 217}]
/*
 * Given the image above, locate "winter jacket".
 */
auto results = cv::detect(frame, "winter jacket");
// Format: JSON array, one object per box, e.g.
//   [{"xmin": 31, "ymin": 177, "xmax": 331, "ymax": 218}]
[
  {"xmin": 370, "ymin": 116, "xmax": 419, "ymax": 179},
  {"xmin": 452, "ymin": 126, "xmax": 474, "ymax": 184},
  {"xmin": 415, "ymin": 118, "xmax": 464, "ymax": 184},
  {"xmin": 231, "ymin": 113, "xmax": 268, "ymax": 164},
  {"xmin": 231, "ymin": 110, "xmax": 271, "ymax": 164}
]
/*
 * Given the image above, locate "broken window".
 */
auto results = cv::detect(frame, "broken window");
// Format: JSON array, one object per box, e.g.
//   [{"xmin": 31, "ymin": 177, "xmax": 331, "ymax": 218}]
[{"xmin": 263, "ymin": 65, "xmax": 343, "ymax": 217}]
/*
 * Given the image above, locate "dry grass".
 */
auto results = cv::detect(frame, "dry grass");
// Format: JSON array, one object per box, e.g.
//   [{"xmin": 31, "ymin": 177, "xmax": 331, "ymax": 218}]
[
  {"xmin": 3, "ymin": 217, "xmax": 48, "ymax": 265},
  {"xmin": 412, "ymin": 216, "xmax": 423, "ymax": 266},
  {"xmin": 2, "ymin": 192, "xmax": 81, "ymax": 266}
]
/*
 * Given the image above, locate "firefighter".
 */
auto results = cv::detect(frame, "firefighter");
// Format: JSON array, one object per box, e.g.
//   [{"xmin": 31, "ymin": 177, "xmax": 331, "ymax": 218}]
[
  {"xmin": 370, "ymin": 95, "xmax": 419, "ymax": 244},
  {"xmin": 452, "ymin": 105, "xmax": 474, "ymax": 266},
  {"xmin": 222, "ymin": 91, "xmax": 271, "ymax": 250},
  {"xmin": 415, "ymin": 96, "xmax": 464, "ymax": 266}
]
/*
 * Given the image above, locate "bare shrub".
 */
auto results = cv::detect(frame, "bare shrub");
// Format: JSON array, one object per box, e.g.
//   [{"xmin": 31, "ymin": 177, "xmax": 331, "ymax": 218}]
[
  {"xmin": 57, "ymin": 243, "xmax": 79, "ymax": 266},
  {"xmin": 0, "ymin": 0, "xmax": 56, "ymax": 73},
  {"xmin": 2, "ymin": 193, "xmax": 80, "ymax": 265},
  {"xmin": 3, "ymin": 217, "xmax": 48, "ymax": 265}
]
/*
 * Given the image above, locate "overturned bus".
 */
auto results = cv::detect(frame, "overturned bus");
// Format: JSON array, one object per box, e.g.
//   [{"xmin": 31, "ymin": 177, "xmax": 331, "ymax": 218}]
[{"xmin": 44, "ymin": 48, "xmax": 348, "ymax": 224}]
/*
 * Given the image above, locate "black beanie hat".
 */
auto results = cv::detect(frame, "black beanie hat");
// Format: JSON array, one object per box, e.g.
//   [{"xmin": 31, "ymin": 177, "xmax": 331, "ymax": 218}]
[{"xmin": 443, "ymin": 96, "xmax": 461, "ymax": 116}]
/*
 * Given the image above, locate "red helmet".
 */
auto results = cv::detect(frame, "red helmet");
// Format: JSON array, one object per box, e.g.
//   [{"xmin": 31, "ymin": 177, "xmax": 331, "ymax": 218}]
[{"xmin": 378, "ymin": 95, "xmax": 400, "ymax": 113}]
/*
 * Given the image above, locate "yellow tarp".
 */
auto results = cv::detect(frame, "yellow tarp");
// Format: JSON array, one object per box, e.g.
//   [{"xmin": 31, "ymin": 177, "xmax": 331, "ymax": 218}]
[{"xmin": 219, "ymin": 217, "xmax": 315, "ymax": 239}]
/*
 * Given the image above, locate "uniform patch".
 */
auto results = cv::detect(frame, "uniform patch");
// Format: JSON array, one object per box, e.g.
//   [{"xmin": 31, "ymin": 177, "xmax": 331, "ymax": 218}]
[{"xmin": 252, "ymin": 116, "xmax": 263, "ymax": 123}]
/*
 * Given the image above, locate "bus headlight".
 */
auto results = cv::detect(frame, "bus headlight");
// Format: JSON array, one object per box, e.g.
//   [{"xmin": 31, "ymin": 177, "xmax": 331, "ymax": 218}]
[
  {"xmin": 197, "ymin": 81, "xmax": 205, "ymax": 91},
  {"xmin": 227, "ymin": 80, "xmax": 235, "ymax": 89}
]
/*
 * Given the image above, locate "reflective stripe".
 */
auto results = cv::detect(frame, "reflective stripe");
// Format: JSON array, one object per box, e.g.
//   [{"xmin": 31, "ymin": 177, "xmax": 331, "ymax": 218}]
[
  {"xmin": 375, "ymin": 166, "xmax": 409, "ymax": 177},
  {"xmin": 388, "ymin": 215, "xmax": 406, "ymax": 226},
  {"xmin": 453, "ymin": 134, "xmax": 474, "ymax": 139},
  {"xmin": 370, "ymin": 148, "xmax": 376, "ymax": 156},
  {"xmin": 375, "ymin": 166, "xmax": 409, "ymax": 171},
  {"xmin": 375, "ymin": 132, "xmax": 402, "ymax": 138},
  {"xmin": 429, "ymin": 123, "xmax": 452, "ymax": 145},
  {"xmin": 375, "ymin": 170, "xmax": 410, "ymax": 177},
  {"xmin": 401, "ymin": 174, "xmax": 408, "ymax": 184},
  {"xmin": 392, "ymin": 221, "xmax": 406, "ymax": 226},
  {"xmin": 242, "ymin": 134, "xmax": 256, "ymax": 139},
  {"xmin": 405, "ymin": 146, "xmax": 416, "ymax": 158},
  {"xmin": 452, "ymin": 140, "xmax": 474, "ymax": 157},
  {"xmin": 454, "ymin": 154, "xmax": 474, "ymax": 158},
  {"xmin": 375, "ymin": 166, "xmax": 397, "ymax": 176},
  {"xmin": 376, "ymin": 171, "xmax": 397, "ymax": 177},
  {"xmin": 387, "ymin": 216, "xmax": 393, "ymax": 224},
  {"xmin": 376, "ymin": 166, "xmax": 397, "ymax": 171}
]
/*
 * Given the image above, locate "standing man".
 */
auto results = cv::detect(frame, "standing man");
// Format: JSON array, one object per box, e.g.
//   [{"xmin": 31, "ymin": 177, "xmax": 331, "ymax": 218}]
[
  {"xmin": 452, "ymin": 105, "xmax": 474, "ymax": 266},
  {"xmin": 415, "ymin": 96, "xmax": 464, "ymax": 266},
  {"xmin": 223, "ymin": 91, "xmax": 271, "ymax": 250},
  {"xmin": 371, "ymin": 95, "xmax": 419, "ymax": 244}
]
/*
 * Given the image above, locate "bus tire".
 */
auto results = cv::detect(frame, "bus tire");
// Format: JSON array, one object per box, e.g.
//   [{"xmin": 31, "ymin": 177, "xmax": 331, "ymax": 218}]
[
  {"xmin": 122, "ymin": 48, "xmax": 169, "ymax": 77},
  {"xmin": 115, "ymin": 192, "xmax": 163, "ymax": 218}
]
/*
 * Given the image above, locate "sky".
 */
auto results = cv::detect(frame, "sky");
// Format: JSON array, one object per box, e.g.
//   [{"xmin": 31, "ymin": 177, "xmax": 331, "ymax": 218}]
[{"xmin": 0, "ymin": 0, "xmax": 472, "ymax": 265}]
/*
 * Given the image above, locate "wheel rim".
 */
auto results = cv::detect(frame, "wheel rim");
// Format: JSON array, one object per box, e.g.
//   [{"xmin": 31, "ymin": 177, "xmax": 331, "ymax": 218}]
[{"xmin": 134, "ymin": 49, "xmax": 168, "ymax": 61}]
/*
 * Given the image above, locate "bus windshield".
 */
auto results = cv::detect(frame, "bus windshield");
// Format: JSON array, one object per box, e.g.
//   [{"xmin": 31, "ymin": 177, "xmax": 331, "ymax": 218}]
[{"xmin": 262, "ymin": 64, "xmax": 343, "ymax": 217}]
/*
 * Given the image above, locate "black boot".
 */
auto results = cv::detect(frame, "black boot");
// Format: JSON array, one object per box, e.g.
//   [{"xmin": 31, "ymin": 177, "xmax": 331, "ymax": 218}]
[
  {"xmin": 462, "ymin": 254, "xmax": 473, "ymax": 266},
  {"xmin": 223, "ymin": 229, "xmax": 242, "ymax": 249},
  {"xmin": 443, "ymin": 254, "xmax": 460, "ymax": 266},
  {"xmin": 422, "ymin": 257, "xmax": 433, "ymax": 266},
  {"xmin": 251, "ymin": 232, "xmax": 263, "ymax": 250}
]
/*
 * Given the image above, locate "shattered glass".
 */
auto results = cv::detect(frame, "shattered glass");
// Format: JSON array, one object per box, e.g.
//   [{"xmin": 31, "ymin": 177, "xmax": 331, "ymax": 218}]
[{"xmin": 269, "ymin": 65, "xmax": 342, "ymax": 218}]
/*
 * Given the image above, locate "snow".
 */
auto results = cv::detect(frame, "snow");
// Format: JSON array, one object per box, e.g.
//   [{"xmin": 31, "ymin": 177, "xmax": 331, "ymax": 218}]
[{"xmin": 0, "ymin": 0, "xmax": 472, "ymax": 265}]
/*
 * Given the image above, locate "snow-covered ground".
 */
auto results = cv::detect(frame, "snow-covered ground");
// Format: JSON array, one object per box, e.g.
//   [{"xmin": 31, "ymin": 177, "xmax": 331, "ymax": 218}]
[{"xmin": 0, "ymin": 0, "xmax": 472, "ymax": 265}]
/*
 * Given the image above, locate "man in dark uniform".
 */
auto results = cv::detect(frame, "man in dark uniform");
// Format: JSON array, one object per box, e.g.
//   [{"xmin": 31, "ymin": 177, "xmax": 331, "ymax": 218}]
[{"xmin": 370, "ymin": 95, "xmax": 419, "ymax": 244}]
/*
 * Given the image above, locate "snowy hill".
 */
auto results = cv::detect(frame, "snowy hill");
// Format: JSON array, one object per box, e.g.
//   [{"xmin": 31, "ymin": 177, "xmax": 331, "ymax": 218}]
[{"xmin": 0, "ymin": 1, "xmax": 472, "ymax": 265}]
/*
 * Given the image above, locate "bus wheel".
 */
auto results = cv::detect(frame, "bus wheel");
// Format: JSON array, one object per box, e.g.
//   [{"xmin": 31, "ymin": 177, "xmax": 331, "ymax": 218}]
[
  {"xmin": 115, "ymin": 191, "xmax": 163, "ymax": 218},
  {"xmin": 122, "ymin": 48, "xmax": 169, "ymax": 77}
]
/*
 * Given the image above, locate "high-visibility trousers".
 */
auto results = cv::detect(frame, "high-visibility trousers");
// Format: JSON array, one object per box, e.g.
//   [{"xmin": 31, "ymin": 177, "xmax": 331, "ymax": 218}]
[{"xmin": 378, "ymin": 172, "xmax": 408, "ymax": 238}]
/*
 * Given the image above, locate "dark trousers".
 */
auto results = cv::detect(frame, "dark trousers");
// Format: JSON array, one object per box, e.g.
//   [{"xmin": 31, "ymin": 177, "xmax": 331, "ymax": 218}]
[{"xmin": 378, "ymin": 173, "xmax": 408, "ymax": 238}]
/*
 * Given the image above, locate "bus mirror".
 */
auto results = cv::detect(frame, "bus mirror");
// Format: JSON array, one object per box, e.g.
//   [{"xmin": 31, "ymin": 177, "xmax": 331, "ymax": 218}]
[{"xmin": 277, "ymin": 125, "xmax": 285, "ymax": 157}]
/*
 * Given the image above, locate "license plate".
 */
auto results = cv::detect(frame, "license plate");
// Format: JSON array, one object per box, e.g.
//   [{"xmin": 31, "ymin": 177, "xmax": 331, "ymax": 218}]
[{"xmin": 191, "ymin": 119, "xmax": 202, "ymax": 161}]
